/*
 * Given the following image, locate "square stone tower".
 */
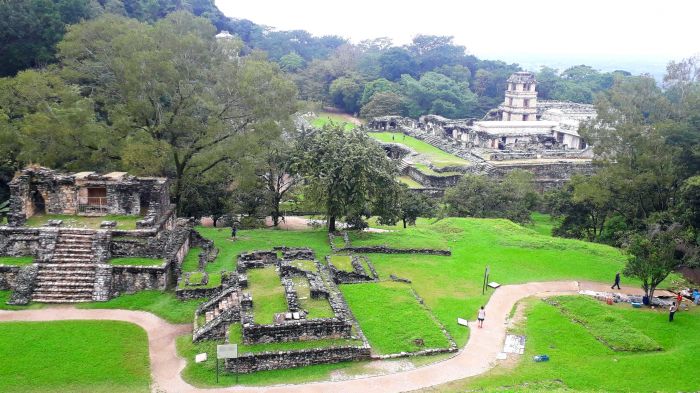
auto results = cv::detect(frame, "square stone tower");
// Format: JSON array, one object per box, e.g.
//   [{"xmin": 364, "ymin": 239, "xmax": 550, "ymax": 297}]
[{"xmin": 500, "ymin": 72, "xmax": 538, "ymax": 121}]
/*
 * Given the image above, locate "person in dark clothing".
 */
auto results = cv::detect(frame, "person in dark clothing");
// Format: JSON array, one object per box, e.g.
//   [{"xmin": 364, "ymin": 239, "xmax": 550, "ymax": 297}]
[
  {"xmin": 231, "ymin": 224, "xmax": 237, "ymax": 239},
  {"xmin": 611, "ymin": 272, "xmax": 621, "ymax": 290},
  {"xmin": 669, "ymin": 302, "xmax": 678, "ymax": 322}
]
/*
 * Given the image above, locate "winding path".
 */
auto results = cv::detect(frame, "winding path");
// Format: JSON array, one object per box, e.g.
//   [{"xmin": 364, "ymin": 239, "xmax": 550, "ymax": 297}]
[{"xmin": 0, "ymin": 281, "xmax": 635, "ymax": 393}]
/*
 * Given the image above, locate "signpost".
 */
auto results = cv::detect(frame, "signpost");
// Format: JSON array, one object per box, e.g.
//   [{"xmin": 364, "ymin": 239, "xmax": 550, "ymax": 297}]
[
  {"xmin": 482, "ymin": 265, "xmax": 490, "ymax": 295},
  {"xmin": 217, "ymin": 344, "xmax": 238, "ymax": 384}
]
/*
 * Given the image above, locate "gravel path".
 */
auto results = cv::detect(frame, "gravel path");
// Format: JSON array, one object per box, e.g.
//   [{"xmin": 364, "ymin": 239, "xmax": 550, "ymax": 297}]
[{"xmin": 0, "ymin": 281, "xmax": 643, "ymax": 392}]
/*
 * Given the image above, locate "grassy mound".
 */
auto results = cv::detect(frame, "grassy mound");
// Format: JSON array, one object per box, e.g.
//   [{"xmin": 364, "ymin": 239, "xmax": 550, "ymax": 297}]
[
  {"xmin": 369, "ymin": 132, "xmax": 470, "ymax": 168},
  {"xmin": 108, "ymin": 257, "xmax": 163, "ymax": 266},
  {"xmin": 548, "ymin": 296, "xmax": 661, "ymax": 352},
  {"xmin": 341, "ymin": 281, "xmax": 451, "ymax": 354},
  {"xmin": 0, "ymin": 320, "xmax": 149, "ymax": 393}
]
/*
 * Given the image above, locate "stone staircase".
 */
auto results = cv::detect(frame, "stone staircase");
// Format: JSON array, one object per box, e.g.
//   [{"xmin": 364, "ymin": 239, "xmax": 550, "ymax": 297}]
[
  {"xmin": 32, "ymin": 230, "xmax": 98, "ymax": 303},
  {"xmin": 205, "ymin": 291, "xmax": 240, "ymax": 323}
]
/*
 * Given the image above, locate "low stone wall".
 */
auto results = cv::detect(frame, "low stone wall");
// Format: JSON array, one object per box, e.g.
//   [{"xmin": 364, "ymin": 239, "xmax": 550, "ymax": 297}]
[
  {"xmin": 336, "ymin": 246, "xmax": 450, "ymax": 256},
  {"xmin": 405, "ymin": 166, "xmax": 462, "ymax": 188},
  {"xmin": 224, "ymin": 345, "xmax": 371, "ymax": 374},
  {"xmin": 0, "ymin": 227, "xmax": 41, "ymax": 257},
  {"xmin": 109, "ymin": 265, "xmax": 170, "ymax": 297},
  {"xmin": 242, "ymin": 319, "xmax": 352, "ymax": 344},
  {"xmin": 176, "ymin": 285, "xmax": 222, "ymax": 300},
  {"xmin": 327, "ymin": 255, "xmax": 378, "ymax": 284},
  {"xmin": 0, "ymin": 265, "xmax": 20, "ymax": 290}
]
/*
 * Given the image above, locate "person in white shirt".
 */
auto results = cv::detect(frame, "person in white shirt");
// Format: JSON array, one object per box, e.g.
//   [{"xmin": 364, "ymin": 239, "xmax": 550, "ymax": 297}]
[{"xmin": 477, "ymin": 306, "xmax": 486, "ymax": 328}]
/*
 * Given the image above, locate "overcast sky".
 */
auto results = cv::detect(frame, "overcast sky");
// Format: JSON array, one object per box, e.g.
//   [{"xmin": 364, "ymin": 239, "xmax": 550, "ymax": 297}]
[{"xmin": 215, "ymin": 0, "xmax": 699, "ymax": 63}]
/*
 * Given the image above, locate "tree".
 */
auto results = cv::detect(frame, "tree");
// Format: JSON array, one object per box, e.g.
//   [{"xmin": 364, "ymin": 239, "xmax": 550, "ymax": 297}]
[
  {"xmin": 624, "ymin": 230, "xmax": 681, "ymax": 301},
  {"xmin": 329, "ymin": 74, "xmax": 363, "ymax": 113},
  {"xmin": 360, "ymin": 92, "xmax": 406, "ymax": 118},
  {"xmin": 295, "ymin": 124, "xmax": 400, "ymax": 232},
  {"xmin": 398, "ymin": 187, "xmax": 437, "ymax": 228},
  {"xmin": 377, "ymin": 47, "xmax": 417, "ymax": 81},
  {"xmin": 279, "ymin": 52, "xmax": 305, "ymax": 72},
  {"xmin": 257, "ymin": 132, "xmax": 297, "ymax": 227},
  {"xmin": 56, "ymin": 12, "xmax": 298, "ymax": 210},
  {"xmin": 400, "ymin": 72, "xmax": 477, "ymax": 118}
]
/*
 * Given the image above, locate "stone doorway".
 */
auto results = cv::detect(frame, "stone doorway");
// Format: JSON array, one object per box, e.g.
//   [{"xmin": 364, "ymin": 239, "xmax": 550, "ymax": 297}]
[{"xmin": 31, "ymin": 190, "xmax": 46, "ymax": 215}]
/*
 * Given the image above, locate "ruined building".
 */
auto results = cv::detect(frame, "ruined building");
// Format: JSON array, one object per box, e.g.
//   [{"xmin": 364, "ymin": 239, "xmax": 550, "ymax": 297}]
[
  {"xmin": 0, "ymin": 167, "xmax": 193, "ymax": 304},
  {"xmin": 368, "ymin": 72, "xmax": 596, "ymax": 191}
]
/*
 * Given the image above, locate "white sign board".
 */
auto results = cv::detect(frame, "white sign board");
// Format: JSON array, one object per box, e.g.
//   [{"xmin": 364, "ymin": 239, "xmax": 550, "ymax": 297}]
[
  {"xmin": 488, "ymin": 282, "xmax": 501, "ymax": 288},
  {"xmin": 457, "ymin": 318, "xmax": 469, "ymax": 327},
  {"xmin": 217, "ymin": 344, "xmax": 238, "ymax": 359},
  {"xmin": 195, "ymin": 353, "xmax": 208, "ymax": 363}
]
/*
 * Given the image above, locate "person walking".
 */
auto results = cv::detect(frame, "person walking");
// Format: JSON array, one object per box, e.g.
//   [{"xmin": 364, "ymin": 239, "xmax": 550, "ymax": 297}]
[
  {"xmin": 669, "ymin": 302, "xmax": 678, "ymax": 322},
  {"xmin": 611, "ymin": 272, "xmax": 621, "ymax": 290},
  {"xmin": 230, "ymin": 223, "xmax": 237, "ymax": 240},
  {"xmin": 477, "ymin": 306, "xmax": 486, "ymax": 328}
]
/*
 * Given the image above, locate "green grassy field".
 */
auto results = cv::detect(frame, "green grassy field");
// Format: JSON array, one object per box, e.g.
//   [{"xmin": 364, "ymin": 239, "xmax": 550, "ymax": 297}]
[
  {"xmin": 527, "ymin": 212, "xmax": 561, "ymax": 237},
  {"xmin": 369, "ymin": 132, "xmax": 470, "ymax": 169},
  {"xmin": 181, "ymin": 247, "xmax": 202, "ymax": 271},
  {"xmin": 108, "ymin": 257, "xmax": 163, "ymax": 266},
  {"xmin": 434, "ymin": 297, "xmax": 700, "ymax": 392},
  {"xmin": 329, "ymin": 255, "xmax": 354, "ymax": 271},
  {"xmin": 248, "ymin": 267, "xmax": 288, "ymax": 324},
  {"xmin": 341, "ymin": 281, "xmax": 451, "ymax": 354},
  {"xmin": 24, "ymin": 214, "xmax": 141, "ymax": 230},
  {"xmin": 398, "ymin": 175, "xmax": 425, "ymax": 188},
  {"xmin": 177, "ymin": 272, "xmax": 222, "ymax": 289},
  {"xmin": 0, "ymin": 320, "xmax": 150, "ymax": 393},
  {"xmin": 291, "ymin": 275, "xmax": 335, "ymax": 319},
  {"xmin": 77, "ymin": 290, "xmax": 200, "ymax": 323},
  {"xmin": 195, "ymin": 227, "xmax": 333, "ymax": 273},
  {"xmin": 311, "ymin": 111, "xmax": 359, "ymax": 131},
  {"xmin": 0, "ymin": 256, "xmax": 34, "ymax": 265}
]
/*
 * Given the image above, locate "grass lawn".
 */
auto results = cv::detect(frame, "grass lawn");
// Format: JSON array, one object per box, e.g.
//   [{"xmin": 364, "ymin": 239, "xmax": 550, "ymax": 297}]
[
  {"xmin": 181, "ymin": 247, "xmax": 201, "ymax": 272},
  {"xmin": 177, "ymin": 272, "xmax": 222, "ymax": 289},
  {"xmin": 329, "ymin": 255, "xmax": 354, "ymax": 271},
  {"xmin": 195, "ymin": 227, "xmax": 333, "ymax": 273},
  {"xmin": 290, "ymin": 259, "xmax": 317, "ymax": 272},
  {"xmin": 527, "ymin": 212, "xmax": 561, "ymax": 237},
  {"xmin": 290, "ymin": 276, "xmax": 335, "ymax": 319},
  {"xmin": 348, "ymin": 226, "xmax": 450, "ymax": 250},
  {"xmin": 398, "ymin": 175, "xmax": 425, "ymax": 188},
  {"xmin": 108, "ymin": 257, "xmax": 163, "ymax": 266},
  {"xmin": 77, "ymin": 290, "xmax": 201, "ymax": 324},
  {"xmin": 0, "ymin": 320, "xmax": 150, "ymax": 393},
  {"xmin": 341, "ymin": 281, "xmax": 451, "ymax": 354},
  {"xmin": 434, "ymin": 297, "xmax": 700, "ymax": 392},
  {"xmin": 369, "ymin": 132, "xmax": 470, "ymax": 168},
  {"xmin": 311, "ymin": 111, "xmax": 359, "ymax": 131},
  {"xmin": 24, "ymin": 214, "xmax": 141, "ymax": 230},
  {"xmin": 0, "ymin": 256, "xmax": 34, "ymax": 265},
  {"xmin": 0, "ymin": 290, "xmax": 44, "ymax": 310},
  {"xmin": 248, "ymin": 267, "xmax": 288, "ymax": 324}
]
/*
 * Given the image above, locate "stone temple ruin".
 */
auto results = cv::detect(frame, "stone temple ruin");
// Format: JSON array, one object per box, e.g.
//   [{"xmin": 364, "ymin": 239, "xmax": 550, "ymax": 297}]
[
  {"xmin": 368, "ymin": 71, "xmax": 596, "ymax": 192},
  {"xmin": 191, "ymin": 247, "xmax": 371, "ymax": 373},
  {"xmin": 0, "ymin": 167, "xmax": 193, "ymax": 304}
]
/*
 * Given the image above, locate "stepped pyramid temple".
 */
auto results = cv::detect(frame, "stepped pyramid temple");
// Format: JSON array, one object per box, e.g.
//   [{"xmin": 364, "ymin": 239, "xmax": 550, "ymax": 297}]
[
  {"xmin": 0, "ymin": 167, "xmax": 195, "ymax": 304},
  {"xmin": 368, "ymin": 71, "xmax": 596, "ymax": 192}
]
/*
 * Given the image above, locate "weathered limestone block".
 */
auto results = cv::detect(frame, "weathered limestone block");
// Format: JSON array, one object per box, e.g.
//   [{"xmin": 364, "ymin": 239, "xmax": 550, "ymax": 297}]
[
  {"xmin": 7, "ymin": 264, "xmax": 38, "ymax": 305},
  {"xmin": 224, "ymin": 346, "xmax": 371, "ymax": 374}
]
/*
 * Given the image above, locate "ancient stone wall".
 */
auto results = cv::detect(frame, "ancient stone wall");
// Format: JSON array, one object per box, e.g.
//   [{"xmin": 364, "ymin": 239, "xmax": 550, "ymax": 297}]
[
  {"xmin": 405, "ymin": 166, "xmax": 461, "ymax": 188},
  {"xmin": 109, "ymin": 265, "xmax": 170, "ymax": 297},
  {"xmin": 242, "ymin": 319, "xmax": 353, "ymax": 344},
  {"xmin": 0, "ymin": 265, "xmax": 20, "ymax": 290},
  {"xmin": 224, "ymin": 345, "xmax": 371, "ymax": 374},
  {"xmin": 0, "ymin": 227, "xmax": 41, "ymax": 257},
  {"xmin": 336, "ymin": 245, "xmax": 451, "ymax": 256}
]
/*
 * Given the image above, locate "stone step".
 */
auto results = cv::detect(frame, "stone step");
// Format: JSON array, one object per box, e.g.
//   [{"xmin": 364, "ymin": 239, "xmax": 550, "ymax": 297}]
[
  {"xmin": 37, "ymin": 263, "xmax": 98, "ymax": 270},
  {"xmin": 32, "ymin": 293, "xmax": 93, "ymax": 302},
  {"xmin": 56, "ymin": 238, "xmax": 93, "ymax": 244},
  {"xmin": 54, "ymin": 246, "xmax": 94, "ymax": 252},
  {"xmin": 52, "ymin": 252, "xmax": 94, "ymax": 257},
  {"xmin": 35, "ymin": 274, "xmax": 96, "ymax": 282},
  {"xmin": 33, "ymin": 288, "xmax": 94, "ymax": 296},
  {"xmin": 35, "ymin": 282, "xmax": 95, "ymax": 290},
  {"xmin": 51, "ymin": 256, "xmax": 94, "ymax": 262}
]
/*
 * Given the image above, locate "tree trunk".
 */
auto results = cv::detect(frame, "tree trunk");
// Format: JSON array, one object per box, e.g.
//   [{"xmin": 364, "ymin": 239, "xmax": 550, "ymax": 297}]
[
  {"xmin": 403, "ymin": 218, "xmax": 407, "ymax": 228},
  {"xmin": 272, "ymin": 196, "xmax": 281, "ymax": 227},
  {"xmin": 329, "ymin": 215, "xmax": 336, "ymax": 233}
]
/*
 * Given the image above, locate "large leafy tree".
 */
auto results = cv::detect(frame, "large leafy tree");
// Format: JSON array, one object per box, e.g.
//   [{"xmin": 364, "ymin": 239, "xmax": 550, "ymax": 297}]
[
  {"xmin": 295, "ymin": 125, "xmax": 400, "ymax": 232},
  {"xmin": 624, "ymin": 229, "xmax": 681, "ymax": 301},
  {"xmin": 56, "ymin": 12, "xmax": 298, "ymax": 209}
]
